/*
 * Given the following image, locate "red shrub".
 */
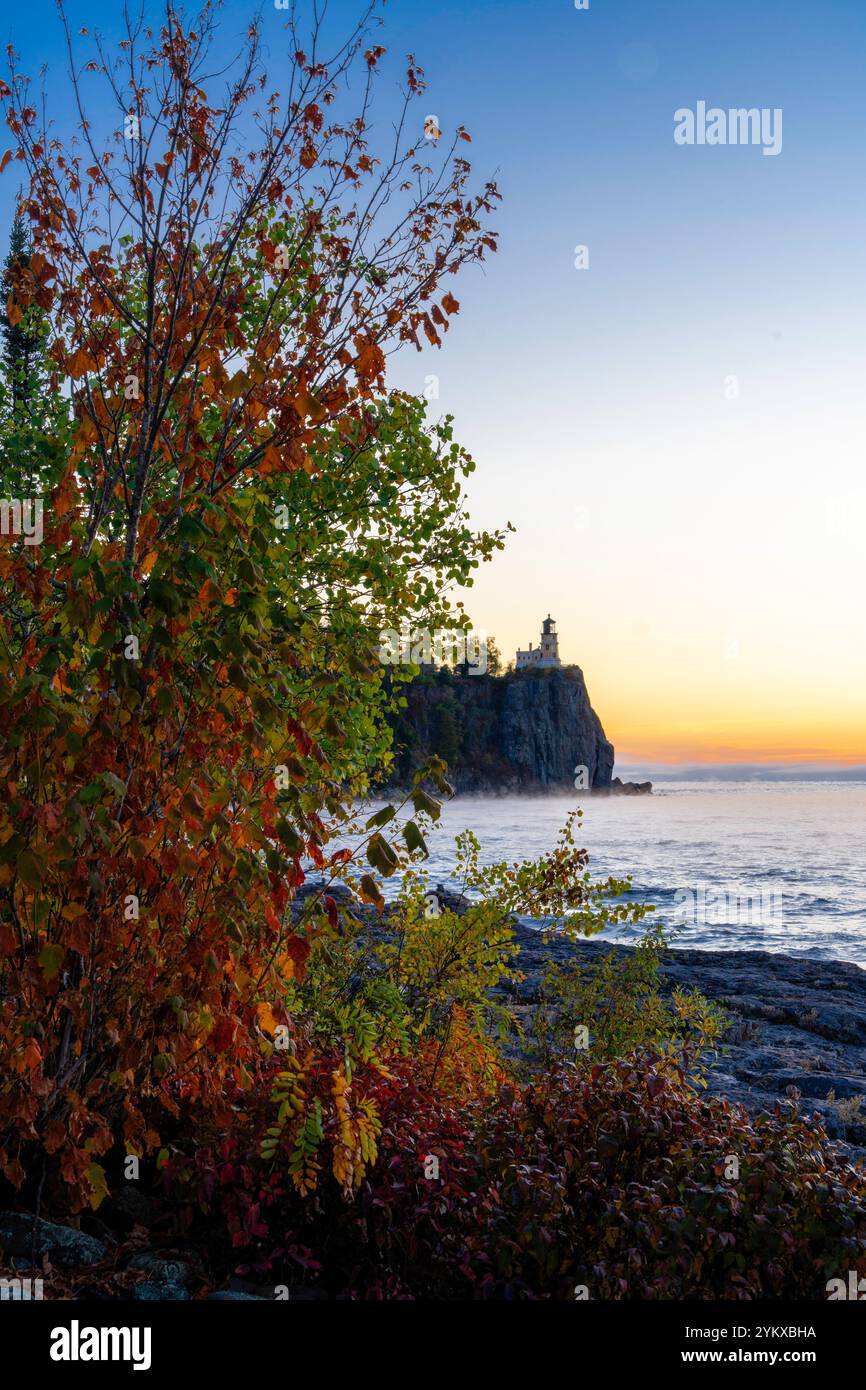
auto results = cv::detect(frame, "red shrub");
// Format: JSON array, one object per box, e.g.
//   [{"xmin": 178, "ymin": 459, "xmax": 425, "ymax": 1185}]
[{"xmin": 168, "ymin": 1049, "xmax": 866, "ymax": 1300}]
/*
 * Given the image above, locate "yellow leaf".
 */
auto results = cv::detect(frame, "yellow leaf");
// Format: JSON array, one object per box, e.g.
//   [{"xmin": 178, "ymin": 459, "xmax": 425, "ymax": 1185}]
[
  {"xmin": 87, "ymin": 1161, "xmax": 109, "ymax": 1211},
  {"xmin": 256, "ymin": 1001, "xmax": 279, "ymax": 1035}
]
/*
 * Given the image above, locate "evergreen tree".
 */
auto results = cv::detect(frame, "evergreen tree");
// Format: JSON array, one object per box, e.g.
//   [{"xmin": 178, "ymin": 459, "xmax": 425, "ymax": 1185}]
[
  {"xmin": 0, "ymin": 213, "xmax": 46, "ymax": 426},
  {"xmin": 0, "ymin": 212, "xmax": 65, "ymax": 498},
  {"xmin": 486, "ymin": 634, "xmax": 502, "ymax": 675}
]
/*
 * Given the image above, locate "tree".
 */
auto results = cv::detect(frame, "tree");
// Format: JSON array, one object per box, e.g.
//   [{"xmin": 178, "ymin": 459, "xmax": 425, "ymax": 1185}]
[
  {"xmin": 0, "ymin": 212, "xmax": 62, "ymax": 498},
  {"xmin": 456, "ymin": 630, "xmax": 499, "ymax": 677},
  {"xmin": 485, "ymin": 635, "xmax": 502, "ymax": 676},
  {"xmin": 1, "ymin": 213, "xmax": 46, "ymax": 423},
  {"xmin": 0, "ymin": 1, "xmax": 501, "ymax": 1210}
]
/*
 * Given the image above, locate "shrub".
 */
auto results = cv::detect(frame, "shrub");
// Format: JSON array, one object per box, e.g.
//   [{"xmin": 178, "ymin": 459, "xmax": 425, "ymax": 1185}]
[
  {"xmin": 167, "ymin": 1045, "xmax": 487, "ymax": 1298},
  {"xmin": 530, "ymin": 921, "xmax": 726, "ymax": 1077},
  {"xmin": 169, "ymin": 1048, "xmax": 866, "ymax": 1301},
  {"xmin": 483, "ymin": 1056, "xmax": 866, "ymax": 1299}
]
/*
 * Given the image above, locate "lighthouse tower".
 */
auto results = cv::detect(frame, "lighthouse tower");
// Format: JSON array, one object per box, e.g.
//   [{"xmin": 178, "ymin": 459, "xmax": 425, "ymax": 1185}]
[{"xmin": 515, "ymin": 615, "xmax": 562, "ymax": 670}]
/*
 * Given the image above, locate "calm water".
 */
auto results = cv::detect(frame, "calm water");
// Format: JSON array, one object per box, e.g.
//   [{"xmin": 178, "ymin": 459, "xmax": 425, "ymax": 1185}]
[{"xmin": 364, "ymin": 782, "xmax": 866, "ymax": 967}]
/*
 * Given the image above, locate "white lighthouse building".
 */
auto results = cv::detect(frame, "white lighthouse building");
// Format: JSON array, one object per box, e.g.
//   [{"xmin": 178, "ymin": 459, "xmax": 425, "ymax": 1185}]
[{"xmin": 515, "ymin": 615, "xmax": 562, "ymax": 670}]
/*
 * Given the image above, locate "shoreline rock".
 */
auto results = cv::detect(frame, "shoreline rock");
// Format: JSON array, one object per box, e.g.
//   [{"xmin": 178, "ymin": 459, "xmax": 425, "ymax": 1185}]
[
  {"xmin": 0, "ymin": 1213, "xmax": 107, "ymax": 1266},
  {"xmin": 507, "ymin": 926, "xmax": 866, "ymax": 1163},
  {"xmin": 603, "ymin": 777, "xmax": 653, "ymax": 796},
  {"xmin": 294, "ymin": 882, "xmax": 866, "ymax": 1162}
]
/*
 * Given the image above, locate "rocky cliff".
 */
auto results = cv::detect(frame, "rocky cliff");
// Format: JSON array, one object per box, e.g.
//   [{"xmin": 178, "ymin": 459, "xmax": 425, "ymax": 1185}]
[{"xmin": 385, "ymin": 666, "xmax": 615, "ymax": 792}]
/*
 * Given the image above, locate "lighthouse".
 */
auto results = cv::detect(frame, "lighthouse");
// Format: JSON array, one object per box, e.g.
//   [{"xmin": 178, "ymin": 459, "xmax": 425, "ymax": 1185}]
[{"xmin": 515, "ymin": 615, "xmax": 562, "ymax": 670}]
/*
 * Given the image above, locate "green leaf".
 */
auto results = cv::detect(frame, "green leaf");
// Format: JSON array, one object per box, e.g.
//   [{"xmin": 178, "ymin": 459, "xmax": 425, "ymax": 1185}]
[
  {"xmin": 366, "ymin": 833, "xmax": 399, "ymax": 877},
  {"xmin": 276, "ymin": 819, "xmax": 304, "ymax": 856},
  {"xmin": 101, "ymin": 771, "xmax": 127, "ymax": 798},
  {"xmin": 0, "ymin": 833, "xmax": 23, "ymax": 865},
  {"xmin": 149, "ymin": 577, "xmax": 183, "ymax": 614},
  {"xmin": 177, "ymin": 512, "xmax": 209, "ymax": 544},
  {"xmin": 38, "ymin": 942, "xmax": 65, "ymax": 979},
  {"xmin": 411, "ymin": 788, "xmax": 442, "ymax": 821},
  {"xmin": 16, "ymin": 849, "xmax": 45, "ymax": 888},
  {"xmin": 86, "ymin": 1162, "xmax": 109, "ymax": 1211},
  {"xmin": 403, "ymin": 820, "xmax": 428, "ymax": 858}
]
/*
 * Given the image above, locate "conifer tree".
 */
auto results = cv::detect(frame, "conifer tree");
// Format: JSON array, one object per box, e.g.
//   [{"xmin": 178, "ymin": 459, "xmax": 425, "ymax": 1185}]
[{"xmin": 0, "ymin": 213, "xmax": 46, "ymax": 425}]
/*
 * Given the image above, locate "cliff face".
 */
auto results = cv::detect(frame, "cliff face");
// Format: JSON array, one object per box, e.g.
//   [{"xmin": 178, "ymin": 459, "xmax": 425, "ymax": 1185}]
[{"xmin": 387, "ymin": 667, "xmax": 615, "ymax": 792}]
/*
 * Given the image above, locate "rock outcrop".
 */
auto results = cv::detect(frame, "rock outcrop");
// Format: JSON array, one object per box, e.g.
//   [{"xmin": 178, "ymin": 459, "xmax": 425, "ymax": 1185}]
[
  {"xmin": 0, "ymin": 1213, "xmax": 107, "ymax": 1266},
  {"xmin": 505, "ymin": 928, "xmax": 866, "ymax": 1164},
  {"xmin": 605, "ymin": 777, "xmax": 653, "ymax": 796},
  {"xmin": 293, "ymin": 884, "xmax": 866, "ymax": 1163},
  {"xmin": 386, "ymin": 667, "xmax": 615, "ymax": 793}
]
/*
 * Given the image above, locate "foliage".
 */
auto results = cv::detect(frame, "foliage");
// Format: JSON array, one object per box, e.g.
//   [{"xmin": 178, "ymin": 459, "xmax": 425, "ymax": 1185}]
[
  {"xmin": 0, "ymin": 1, "xmax": 501, "ymax": 1212},
  {"xmin": 530, "ymin": 919, "xmax": 727, "ymax": 1076},
  {"xmin": 0, "ymin": 214, "xmax": 66, "ymax": 496},
  {"xmin": 376, "ymin": 840, "xmax": 523, "ymax": 1062},
  {"xmin": 175, "ymin": 1044, "xmax": 483, "ymax": 1294},
  {"xmin": 2, "ymin": 3, "xmax": 865, "ymax": 1309},
  {"xmin": 173, "ymin": 1049, "xmax": 866, "ymax": 1300},
  {"xmin": 1, "ymin": 214, "xmax": 50, "ymax": 427},
  {"xmin": 265, "ymin": 812, "xmax": 643, "ymax": 1190}
]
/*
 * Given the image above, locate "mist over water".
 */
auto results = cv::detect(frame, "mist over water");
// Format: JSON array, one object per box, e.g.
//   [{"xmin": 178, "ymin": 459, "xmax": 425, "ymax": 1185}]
[{"xmin": 368, "ymin": 782, "xmax": 866, "ymax": 968}]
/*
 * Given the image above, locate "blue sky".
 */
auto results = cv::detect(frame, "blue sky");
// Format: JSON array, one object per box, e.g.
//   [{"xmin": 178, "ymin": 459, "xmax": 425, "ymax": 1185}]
[{"xmin": 3, "ymin": 1, "xmax": 865, "ymax": 764}]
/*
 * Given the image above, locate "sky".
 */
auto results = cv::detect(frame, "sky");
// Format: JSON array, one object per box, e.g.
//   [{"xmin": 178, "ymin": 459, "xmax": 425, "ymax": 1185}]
[{"xmin": 2, "ymin": 0, "xmax": 865, "ymax": 767}]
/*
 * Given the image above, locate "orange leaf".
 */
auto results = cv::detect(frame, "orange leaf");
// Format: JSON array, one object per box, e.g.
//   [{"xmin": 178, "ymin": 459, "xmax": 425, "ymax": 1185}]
[
  {"xmin": 67, "ymin": 347, "xmax": 94, "ymax": 378},
  {"xmin": 281, "ymin": 936, "xmax": 311, "ymax": 984},
  {"xmin": 256, "ymin": 1001, "xmax": 279, "ymax": 1036},
  {"xmin": 196, "ymin": 578, "xmax": 220, "ymax": 612},
  {"xmin": 354, "ymin": 340, "xmax": 385, "ymax": 382}
]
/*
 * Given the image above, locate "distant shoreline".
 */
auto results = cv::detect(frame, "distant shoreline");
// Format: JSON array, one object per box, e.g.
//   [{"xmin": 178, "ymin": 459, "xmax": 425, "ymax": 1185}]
[
  {"xmin": 617, "ymin": 765, "xmax": 866, "ymax": 783},
  {"xmin": 374, "ymin": 781, "xmax": 652, "ymax": 799}
]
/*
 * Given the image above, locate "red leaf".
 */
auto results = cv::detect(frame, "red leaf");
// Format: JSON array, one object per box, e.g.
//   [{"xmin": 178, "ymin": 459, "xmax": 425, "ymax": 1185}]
[
  {"xmin": 212, "ymin": 1015, "xmax": 235, "ymax": 1053},
  {"xmin": 284, "ymin": 936, "xmax": 311, "ymax": 983}
]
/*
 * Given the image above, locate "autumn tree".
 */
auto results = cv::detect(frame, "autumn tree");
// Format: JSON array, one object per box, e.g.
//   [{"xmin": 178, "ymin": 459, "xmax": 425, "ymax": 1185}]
[{"xmin": 0, "ymin": 0, "xmax": 500, "ymax": 1211}]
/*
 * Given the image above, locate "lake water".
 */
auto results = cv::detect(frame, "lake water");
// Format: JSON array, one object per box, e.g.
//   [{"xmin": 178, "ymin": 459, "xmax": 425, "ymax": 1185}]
[{"xmin": 365, "ymin": 782, "xmax": 866, "ymax": 968}]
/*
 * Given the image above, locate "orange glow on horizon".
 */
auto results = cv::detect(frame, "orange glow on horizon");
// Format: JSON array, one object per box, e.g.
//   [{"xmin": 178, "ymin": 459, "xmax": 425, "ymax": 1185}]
[
  {"xmin": 593, "ymin": 706, "xmax": 866, "ymax": 768},
  {"xmin": 614, "ymin": 743, "xmax": 866, "ymax": 768}
]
